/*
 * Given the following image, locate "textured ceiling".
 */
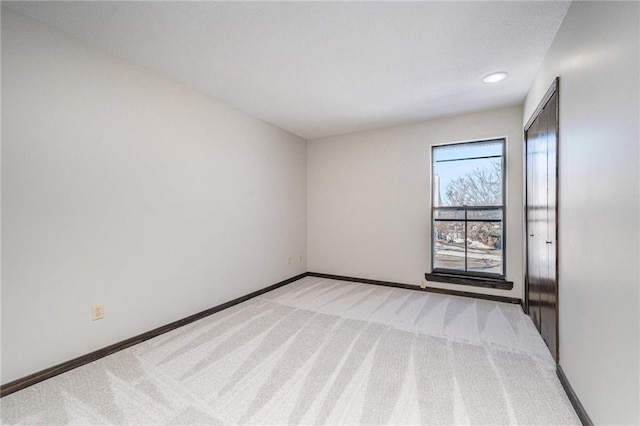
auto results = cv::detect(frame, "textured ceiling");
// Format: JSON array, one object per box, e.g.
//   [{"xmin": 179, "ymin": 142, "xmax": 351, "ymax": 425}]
[{"xmin": 4, "ymin": 1, "xmax": 570, "ymax": 139}]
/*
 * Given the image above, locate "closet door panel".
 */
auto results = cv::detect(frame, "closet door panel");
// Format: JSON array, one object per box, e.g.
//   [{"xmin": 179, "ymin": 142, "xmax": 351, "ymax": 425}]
[
  {"xmin": 526, "ymin": 119, "xmax": 542, "ymax": 331},
  {"xmin": 542, "ymin": 95, "xmax": 558, "ymax": 360},
  {"xmin": 525, "ymin": 80, "xmax": 559, "ymax": 363},
  {"xmin": 535, "ymin": 118, "xmax": 549, "ymax": 338}
]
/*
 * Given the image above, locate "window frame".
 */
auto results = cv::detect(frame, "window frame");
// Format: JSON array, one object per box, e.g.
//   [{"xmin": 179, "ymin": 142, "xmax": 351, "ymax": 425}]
[{"xmin": 429, "ymin": 138, "xmax": 509, "ymax": 283}]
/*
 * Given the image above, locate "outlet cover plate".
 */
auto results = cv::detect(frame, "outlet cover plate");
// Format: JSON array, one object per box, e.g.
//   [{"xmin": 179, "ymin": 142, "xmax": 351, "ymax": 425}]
[{"xmin": 92, "ymin": 304, "xmax": 104, "ymax": 321}]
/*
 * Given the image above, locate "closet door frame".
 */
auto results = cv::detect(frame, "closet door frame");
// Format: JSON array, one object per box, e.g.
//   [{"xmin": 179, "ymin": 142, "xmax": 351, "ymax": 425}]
[{"xmin": 524, "ymin": 77, "xmax": 560, "ymax": 362}]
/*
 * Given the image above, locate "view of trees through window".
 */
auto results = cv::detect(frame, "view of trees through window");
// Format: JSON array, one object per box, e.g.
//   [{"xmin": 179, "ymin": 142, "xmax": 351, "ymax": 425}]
[{"xmin": 432, "ymin": 139, "xmax": 505, "ymax": 276}]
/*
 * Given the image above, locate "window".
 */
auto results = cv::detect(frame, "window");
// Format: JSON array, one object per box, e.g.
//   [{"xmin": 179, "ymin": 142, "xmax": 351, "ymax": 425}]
[{"xmin": 430, "ymin": 139, "xmax": 506, "ymax": 281}]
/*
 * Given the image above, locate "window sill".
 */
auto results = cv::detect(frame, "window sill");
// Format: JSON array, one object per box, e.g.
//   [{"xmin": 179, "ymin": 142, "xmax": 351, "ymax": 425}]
[{"xmin": 425, "ymin": 272, "xmax": 513, "ymax": 290}]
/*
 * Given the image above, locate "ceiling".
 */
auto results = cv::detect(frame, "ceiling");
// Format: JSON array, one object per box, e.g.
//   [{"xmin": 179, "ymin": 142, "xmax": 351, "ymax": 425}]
[{"xmin": 5, "ymin": 1, "xmax": 570, "ymax": 140}]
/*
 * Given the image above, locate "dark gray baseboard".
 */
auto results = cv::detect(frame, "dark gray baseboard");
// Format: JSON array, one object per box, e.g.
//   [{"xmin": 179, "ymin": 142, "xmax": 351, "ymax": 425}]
[
  {"xmin": 308, "ymin": 272, "xmax": 521, "ymax": 305},
  {"xmin": 1, "ymin": 270, "xmax": 524, "ymax": 398},
  {"xmin": 557, "ymin": 365, "xmax": 593, "ymax": 425},
  {"xmin": 0, "ymin": 272, "xmax": 307, "ymax": 398}
]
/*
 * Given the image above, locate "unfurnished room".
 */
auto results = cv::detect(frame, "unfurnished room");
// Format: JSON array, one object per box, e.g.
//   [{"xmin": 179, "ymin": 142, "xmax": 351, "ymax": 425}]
[{"xmin": 1, "ymin": 1, "xmax": 639, "ymax": 425}]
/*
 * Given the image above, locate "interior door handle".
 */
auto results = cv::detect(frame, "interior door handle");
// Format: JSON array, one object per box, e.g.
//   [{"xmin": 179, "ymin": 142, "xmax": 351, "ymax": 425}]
[
  {"xmin": 546, "ymin": 241, "xmax": 552, "ymax": 244},
  {"xmin": 529, "ymin": 234, "xmax": 534, "ymax": 237}
]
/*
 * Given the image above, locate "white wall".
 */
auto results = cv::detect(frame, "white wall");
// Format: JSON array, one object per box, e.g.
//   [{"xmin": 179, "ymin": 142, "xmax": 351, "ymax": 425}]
[
  {"xmin": 1, "ymin": 9, "xmax": 307, "ymax": 384},
  {"xmin": 308, "ymin": 106, "xmax": 524, "ymax": 299},
  {"xmin": 524, "ymin": 2, "xmax": 639, "ymax": 423}
]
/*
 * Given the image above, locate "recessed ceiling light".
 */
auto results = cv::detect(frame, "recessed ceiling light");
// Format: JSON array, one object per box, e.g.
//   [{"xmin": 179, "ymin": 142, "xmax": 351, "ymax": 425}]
[{"xmin": 482, "ymin": 72, "xmax": 508, "ymax": 84}]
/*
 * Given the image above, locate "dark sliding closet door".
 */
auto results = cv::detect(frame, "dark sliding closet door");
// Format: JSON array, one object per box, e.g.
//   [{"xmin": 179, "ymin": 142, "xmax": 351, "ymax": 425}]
[{"xmin": 525, "ymin": 79, "xmax": 559, "ymax": 362}]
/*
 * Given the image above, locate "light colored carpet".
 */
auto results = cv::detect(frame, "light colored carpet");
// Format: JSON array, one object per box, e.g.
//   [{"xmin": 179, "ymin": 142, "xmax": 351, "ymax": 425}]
[{"xmin": 0, "ymin": 277, "xmax": 579, "ymax": 425}]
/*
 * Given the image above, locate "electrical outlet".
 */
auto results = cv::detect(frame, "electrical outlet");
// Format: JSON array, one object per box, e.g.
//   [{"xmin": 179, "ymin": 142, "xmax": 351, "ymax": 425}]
[
  {"xmin": 298, "ymin": 254, "xmax": 303, "ymax": 263},
  {"xmin": 287, "ymin": 256, "xmax": 291, "ymax": 265},
  {"xmin": 92, "ymin": 304, "xmax": 104, "ymax": 321},
  {"xmin": 420, "ymin": 280, "xmax": 428, "ymax": 289}
]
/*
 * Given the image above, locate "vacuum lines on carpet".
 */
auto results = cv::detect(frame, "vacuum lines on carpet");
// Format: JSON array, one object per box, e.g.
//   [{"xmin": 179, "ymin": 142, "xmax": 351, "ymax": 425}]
[{"xmin": 0, "ymin": 277, "xmax": 579, "ymax": 424}]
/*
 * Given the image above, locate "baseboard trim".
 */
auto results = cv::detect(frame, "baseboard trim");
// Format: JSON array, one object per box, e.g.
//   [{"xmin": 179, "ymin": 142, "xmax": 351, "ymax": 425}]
[
  {"xmin": 1, "ymin": 270, "xmax": 522, "ymax": 397},
  {"xmin": 0, "ymin": 272, "xmax": 308, "ymax": 398},
  {"xmin": 307, "ymin": 272, "xmax": 521, "ymax": 305},
  {"xmin": 557, "ymin": 365, "xmax": 593, "ymax": 426}
]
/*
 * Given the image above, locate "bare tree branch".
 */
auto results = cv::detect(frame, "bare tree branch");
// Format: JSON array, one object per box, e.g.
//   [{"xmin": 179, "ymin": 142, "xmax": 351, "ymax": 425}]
[{"xmin": 444, "ymin": 160, "xmax": 502, "ymax": 206}]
